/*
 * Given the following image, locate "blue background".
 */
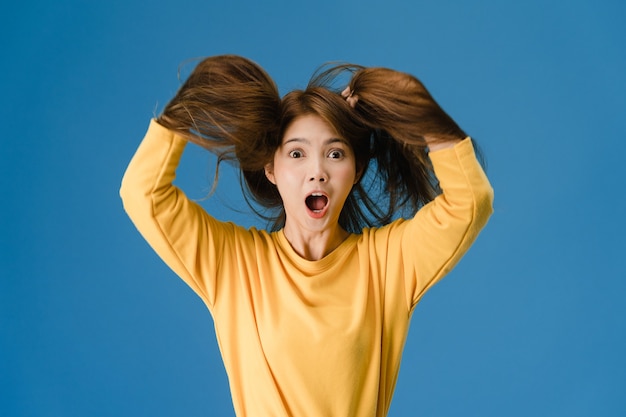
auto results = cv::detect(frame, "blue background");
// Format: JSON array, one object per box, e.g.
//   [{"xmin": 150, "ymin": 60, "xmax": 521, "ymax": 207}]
[{"xmin": 2, "ymin": 0, "xmax": 625, "ymax": 416}]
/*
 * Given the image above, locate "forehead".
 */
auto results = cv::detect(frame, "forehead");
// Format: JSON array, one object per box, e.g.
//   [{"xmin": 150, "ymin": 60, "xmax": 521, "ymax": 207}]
[{"xmin": 282, "ymin": 114, "xmax": 341, "ymax": 143}]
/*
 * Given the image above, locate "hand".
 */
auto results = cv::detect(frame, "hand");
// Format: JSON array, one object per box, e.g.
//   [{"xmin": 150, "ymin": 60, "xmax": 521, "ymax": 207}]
[{"xmin": 341, "ymin": 86, "xmax": 359, "ymax": 108}]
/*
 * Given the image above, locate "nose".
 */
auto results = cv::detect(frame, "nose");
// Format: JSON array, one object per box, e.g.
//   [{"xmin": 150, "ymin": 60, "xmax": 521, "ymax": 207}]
[{"xmin": 308, "ymin": 158, "xmax": 328, "ymax": 182}]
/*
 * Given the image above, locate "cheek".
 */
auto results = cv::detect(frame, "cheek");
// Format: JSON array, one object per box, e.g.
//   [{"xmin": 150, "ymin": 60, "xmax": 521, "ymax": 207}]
[
  {"xmin": 272, "ymin": 163, "xmax": 300, "ymax": 192},
  {"xmin": 336, "ymin": 165, "xmax": 358, "ymax": 190}
]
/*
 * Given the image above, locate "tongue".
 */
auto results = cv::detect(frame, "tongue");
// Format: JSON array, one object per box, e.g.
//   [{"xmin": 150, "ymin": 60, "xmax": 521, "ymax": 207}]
[{"xmin": 306, "ymin": 195, "xmax": 327, "ymax": 211}]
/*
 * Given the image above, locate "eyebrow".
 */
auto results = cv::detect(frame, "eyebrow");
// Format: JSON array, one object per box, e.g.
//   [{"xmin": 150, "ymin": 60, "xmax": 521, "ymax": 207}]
[{"xmin": 283, "ymin": 137, "xmax": 349, "ymax": 146}]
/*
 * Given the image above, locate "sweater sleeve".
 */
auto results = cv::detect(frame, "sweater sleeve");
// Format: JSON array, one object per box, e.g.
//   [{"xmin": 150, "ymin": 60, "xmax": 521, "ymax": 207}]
[
  {"xmin": 120, "ymin": 119, "xmax": 229, "ymax": 308},
  {"xmin": 400, "ymin": 138, "xmax": 494, "ymax": 309}
]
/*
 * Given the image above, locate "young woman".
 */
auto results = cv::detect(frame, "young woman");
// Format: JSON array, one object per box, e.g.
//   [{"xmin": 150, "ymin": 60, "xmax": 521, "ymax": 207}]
[{"xmin": 120, "ymin": 55, "xmax": 493, "ymax": 416}]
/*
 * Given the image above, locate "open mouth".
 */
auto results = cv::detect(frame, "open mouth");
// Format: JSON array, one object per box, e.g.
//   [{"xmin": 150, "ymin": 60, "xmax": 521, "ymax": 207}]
[{"xmin": 305, "ymin": 193, "xmax": 329, "ymax": 213}]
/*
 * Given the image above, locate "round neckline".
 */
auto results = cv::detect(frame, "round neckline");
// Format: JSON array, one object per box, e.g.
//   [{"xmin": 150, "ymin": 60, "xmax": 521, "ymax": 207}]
[{"xmin": 273, "ymin": 229, "xmax": 360, "ymax": 274}]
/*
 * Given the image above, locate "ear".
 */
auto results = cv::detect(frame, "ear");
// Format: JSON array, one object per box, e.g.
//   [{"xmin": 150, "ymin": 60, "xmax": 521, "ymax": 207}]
[
  {"xmin": 354, "ymin": 168, "xmax": 363, "ymax": 185},
  {"xmin": 264, "ymin": 163, "xmax": 276, "ymax": 185}
]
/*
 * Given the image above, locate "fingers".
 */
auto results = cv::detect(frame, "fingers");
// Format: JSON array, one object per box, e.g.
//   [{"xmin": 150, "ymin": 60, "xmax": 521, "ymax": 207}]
[
  {"xmin": 346, "ymin": 95, "xmax": 359, "ymax": 108},
  {"xmin": 341, "ymin": 86, "xmax": 359, "ymax": 108}
]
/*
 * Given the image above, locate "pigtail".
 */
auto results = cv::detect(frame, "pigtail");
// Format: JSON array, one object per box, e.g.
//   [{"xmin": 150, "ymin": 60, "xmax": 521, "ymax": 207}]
[
  {"xmin": 302, "ymin": 64, "xmax": 466, "ymax": 227},
  {"xmin": 158, "ymin": 55, "xmax": 281, "ymax": 172},
  {"xmin": 348, "ymin": 68, "xmax": 466, "ymax": 146},
  {"xmin": 345, "ymin": 67, "xmax": 469, "ymax": 216}
]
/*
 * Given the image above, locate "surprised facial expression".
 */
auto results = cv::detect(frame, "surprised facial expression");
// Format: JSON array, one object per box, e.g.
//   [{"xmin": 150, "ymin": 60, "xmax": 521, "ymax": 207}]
[{"xmin": 264, "ymin": 114, "xmax": 358, "ymax": 234}]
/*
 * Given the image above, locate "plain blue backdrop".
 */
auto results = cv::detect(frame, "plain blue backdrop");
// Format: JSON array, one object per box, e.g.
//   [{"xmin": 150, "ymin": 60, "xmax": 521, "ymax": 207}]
[{"xmin": 2, "ymin": 0, "xmax": 625, "ymax": 416}]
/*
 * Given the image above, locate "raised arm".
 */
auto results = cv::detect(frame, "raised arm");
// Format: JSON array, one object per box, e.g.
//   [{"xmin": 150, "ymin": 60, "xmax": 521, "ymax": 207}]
[
  {"xmin": 344, "ymin": 67, "xmax": 493, "ymax": 308},
  {"xmin": 402, "ymin": 138, "xmax": 493, "ymax": 307},
  {"xmin": 120, "ymin": 120, "xmax": 226, "ymax": 306},
  {"xmin": 120, "ymin": 55, "xmax": 282, "ymax": 307}
]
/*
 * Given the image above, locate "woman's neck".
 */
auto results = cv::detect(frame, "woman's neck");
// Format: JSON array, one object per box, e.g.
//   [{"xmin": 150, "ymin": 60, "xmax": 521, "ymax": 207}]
[{"xmin": 282, "ymin": 225, "xmax": 350, "ymax": 261}]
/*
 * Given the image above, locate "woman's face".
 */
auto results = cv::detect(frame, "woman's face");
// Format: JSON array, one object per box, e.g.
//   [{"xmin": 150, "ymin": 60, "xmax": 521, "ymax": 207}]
[{"xmin": 265, "ymin": 114, "xmax": 358, "ymax": 234}]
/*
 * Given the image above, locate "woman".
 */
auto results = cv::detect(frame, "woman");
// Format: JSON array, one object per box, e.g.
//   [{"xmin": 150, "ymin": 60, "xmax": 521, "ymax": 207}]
[{"xmin": 120, "ymin": 54, "xmax": 493, "ymax": 416}]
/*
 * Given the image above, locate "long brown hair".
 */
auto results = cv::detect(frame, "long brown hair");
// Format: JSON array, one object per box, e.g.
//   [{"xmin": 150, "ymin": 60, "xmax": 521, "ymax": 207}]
[{"xmin": 158, "ymin": 55, "xmax": 468, "ymax": 233}]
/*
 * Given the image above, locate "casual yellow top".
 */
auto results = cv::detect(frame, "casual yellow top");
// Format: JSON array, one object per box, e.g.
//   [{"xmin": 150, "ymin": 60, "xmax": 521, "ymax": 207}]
[{"xmin": 120, "ymin": 120, "xmax": 494, "ymax": 417}]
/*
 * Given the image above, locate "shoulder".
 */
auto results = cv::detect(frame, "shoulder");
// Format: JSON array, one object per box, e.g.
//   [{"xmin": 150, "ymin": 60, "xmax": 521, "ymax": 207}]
[{"xmin": 358, "ymin": 218, "xmax": 410, "ymax": 246}]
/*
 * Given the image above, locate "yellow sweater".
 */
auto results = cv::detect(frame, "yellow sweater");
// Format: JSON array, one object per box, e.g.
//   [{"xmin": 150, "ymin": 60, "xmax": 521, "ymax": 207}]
[{"xmin": 120, "ymin": 120, "xmax": 494, "ymax": 417}]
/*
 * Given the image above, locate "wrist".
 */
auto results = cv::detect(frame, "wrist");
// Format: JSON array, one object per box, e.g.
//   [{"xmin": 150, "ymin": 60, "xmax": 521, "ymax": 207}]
[{"xmin": 427, "ymin": 139, "xmax": 462, "ymax": 152}]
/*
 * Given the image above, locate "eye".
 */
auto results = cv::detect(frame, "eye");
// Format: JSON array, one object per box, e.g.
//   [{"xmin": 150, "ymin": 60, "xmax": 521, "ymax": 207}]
[
  {"xmin": 289, "ymin": 150, "xmax": 303, "ymax": 158},
  {"xmin": 328, "ymin": 149, "xmax": 345, "ymax": 159}
]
